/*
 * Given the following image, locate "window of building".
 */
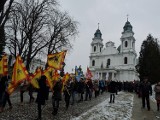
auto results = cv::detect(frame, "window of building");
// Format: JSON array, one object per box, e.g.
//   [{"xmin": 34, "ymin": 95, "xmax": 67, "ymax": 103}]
[
  {"xmin": 106, "ymin": 59, "xmax": 110, "ymax": 68},
  {"xmin": 100, "ymin": 47, "xmax": 102, "ymax": 52},
  {"xmin": 125, "ymin": 41, "xmax": 128, "ymax": 47},
  {"xmin": 107, "ymin": 59, "xmax": 110, "ymax": 65},
  {"xmin": 94, "ymin": 46, "xmax": 96, "ymax": 52},
  {"xmin": 124, "ymin": 57, "xmax": 127, "ymax": 64},
  {"xmin": 92, "ymin": 60, "xmax": 95, "ymax": 66}
]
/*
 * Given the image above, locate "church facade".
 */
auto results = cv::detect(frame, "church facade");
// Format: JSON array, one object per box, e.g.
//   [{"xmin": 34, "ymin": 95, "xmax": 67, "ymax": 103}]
[{"xmin": 89, "ymin": 20, "xmax": 139, "ymax": 81}]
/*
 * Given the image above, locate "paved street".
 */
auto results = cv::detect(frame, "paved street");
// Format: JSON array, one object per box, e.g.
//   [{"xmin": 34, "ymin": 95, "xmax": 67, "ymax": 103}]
[
  {"xmin": 132, "ymin": 94, "xmax": 160, "ymax": 120},
  {"xmin": 0, "ymin": 91, "xmax": 160, "ymax": 120}
]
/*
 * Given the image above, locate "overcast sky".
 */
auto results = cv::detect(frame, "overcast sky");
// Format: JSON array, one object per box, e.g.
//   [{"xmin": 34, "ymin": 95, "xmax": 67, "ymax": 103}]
[{"xmin": 59, "ymin": 0, "xmax": 160, "ymax": 73}]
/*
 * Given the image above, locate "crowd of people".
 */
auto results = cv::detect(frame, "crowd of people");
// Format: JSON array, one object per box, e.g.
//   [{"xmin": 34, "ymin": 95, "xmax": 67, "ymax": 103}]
[{"xmin": 0, "ymin": 74, "xmax": 160, "ymax": 120}]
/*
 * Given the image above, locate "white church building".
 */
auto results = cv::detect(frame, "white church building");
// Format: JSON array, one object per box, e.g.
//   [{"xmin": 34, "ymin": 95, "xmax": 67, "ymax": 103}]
[{"xmin": 89, "ymin": 19, "xmax": 139, "ymax": 81}]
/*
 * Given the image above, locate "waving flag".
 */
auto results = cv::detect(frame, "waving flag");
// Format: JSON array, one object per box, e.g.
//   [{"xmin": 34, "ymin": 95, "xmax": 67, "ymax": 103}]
[
  {"xmin": 43, "ymin": 67, "xmax": 54, "ymax": 89},
  {"xmin": 12, "ymin": 55, "xmax": 29, "ymax": 85},
  {"xmin": 86, "ymin": 67, "xmax": 93, "ymax": 79},
  {"xmin": 52, "ymin": 70, "xmax": 60, "ymax": 81},
  {"xmin": 62, "ymin": 72, "xmax": 70, "ymax": 83},
  {"xmin": 47, "ymin": 50, "xmax": 67, "ymax": 70},
  {"xmin": 29, "ymin": 68, "xmax": 42, "ymax": 89},
  {"xmin": 75, "ymin": 66, "xmax": 80, "ymax": 81},
  {"xmin": 62, "ymin": 72, "xmax": 70, "ymax": 91},
  {"xmin": 0, "ymin": 54, "xmax": 8, "ymax": 75},
  {"xmin": 75, "ymin": 66, "xmax": 83, "ymax": 82},
  {"xmin": 7, "ymin": 82, "xmax": 17, "ymax": 95}
]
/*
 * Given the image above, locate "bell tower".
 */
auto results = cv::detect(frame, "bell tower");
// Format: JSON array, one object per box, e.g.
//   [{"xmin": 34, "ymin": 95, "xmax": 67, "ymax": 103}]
[
  {"xmin": 91, "ymin": 23, "xmax": 103, "ymax": 54},
  {"xmin": 89, "ymin": 24, "xmax": 104, "ymax": 69},
  {"xmin": 120, "ymin": 16, "xmax": 136, "ymax": 53}
]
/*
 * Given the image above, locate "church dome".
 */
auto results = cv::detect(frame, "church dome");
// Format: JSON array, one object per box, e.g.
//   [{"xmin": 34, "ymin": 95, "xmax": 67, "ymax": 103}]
[
  {"xmin": 94, "ymin": 29, "xmax": 102, "ymax": 39},
  {"xmin": 123, "ymin": 20, "xmax": 133, "ymax": 32}
]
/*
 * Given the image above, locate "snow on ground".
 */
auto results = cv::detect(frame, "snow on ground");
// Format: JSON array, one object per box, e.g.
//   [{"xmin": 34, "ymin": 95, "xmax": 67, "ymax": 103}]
[
  {"xmin": 150, "ymin": 85, "xmax": 156, "ymax": 103},
  {"xmin": 71, "ymin": 92, "xmax": 134, "ymax": 120}
]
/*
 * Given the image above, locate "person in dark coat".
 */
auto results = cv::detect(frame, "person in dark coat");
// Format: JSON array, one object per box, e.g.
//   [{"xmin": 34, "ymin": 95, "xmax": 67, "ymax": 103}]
[
  {"xmin": 140, "ymin": 77, "xmax": 152, "ymax": 111},
  {"xmin": 52, "ymin": 78, "xmax": 62, "ymax": 115},
  {"xmin": 99, "ymin": 80, "xmax": 105, "ymax": 94},
  {"xmin": 20, "ymin": 80, "xmax": 28, "ymax": 105},
  {"xmin": 70, "ymin": 78, "xmax": 77, "ymax": 105},
  {"xmin": 63, "ymin": 80, "xmax": 71, "ymax": 110},
  {"xmin": 85, "ymin": 79, "xmax": 93, "ymax": 101},
  {"xmin": 0, "ymin": 75, "xmax": 6, "ymax": 108},
  {"xmin": 93, "ymin": 80, "xmax": 99, "ymax": 98},
  {"xmin": 0, "ymin": 76, "xmax": 12, "ymax": 112},
  {"xmin": 108, "ymin": 80, "xmax": 117, "ymax": 103},
  {"xmin": 154, "ymin": 82, "xmax": 160, "ymax": 111},
  {"xmin": 35, "ymin": 75, "xmax": 48, "ymax": 120},
  {"xmin": 77, "ymin": 78, "xmax": 85, "ymax": 102},
  {"xmin": 28, "ymin": 83, "xmax": 35, "ymax": 103}
]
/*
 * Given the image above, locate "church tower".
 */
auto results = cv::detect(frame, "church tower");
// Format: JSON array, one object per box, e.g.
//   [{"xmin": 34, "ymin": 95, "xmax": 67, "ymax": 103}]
[
  {"xmin": 91, "ymin": 25, "xmax": 103, "ymax": 54},
  {"xmin": 90, "ymin": 24, "xmax": 103, "ymax": 68},
  {"xmin": 120, "ymin": 18, "xmax": 137, "ymax": 67},
  {"xmin": 120, "ymin": 19, "xmax": 136, "ymax": 53}
]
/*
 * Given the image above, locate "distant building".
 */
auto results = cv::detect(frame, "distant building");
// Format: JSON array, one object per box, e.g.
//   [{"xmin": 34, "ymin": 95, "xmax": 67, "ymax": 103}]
[
  {"xmin": 89, "ymin": 19, "xmax": 139, "ymax": 81},
  {"xmin": 6, "ymin": 54, "xmax": 46, "ymax": 73}
]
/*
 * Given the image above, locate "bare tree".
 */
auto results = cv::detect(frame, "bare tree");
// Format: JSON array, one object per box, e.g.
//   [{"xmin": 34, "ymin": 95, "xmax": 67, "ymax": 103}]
[
  {"xmin": 0, "ymin": 0, "xmax": 14, "ymax": 57},
  {"xmin": 6, "ymin": 0, "xmax": 56, "ymax": 70},
  {"xmin": 6, "ymin": 0, "xmax": 78, "ymax": 71},
  {"xmin": 46, "ymin": 10, "xmax": 78, "ymax": 54}
]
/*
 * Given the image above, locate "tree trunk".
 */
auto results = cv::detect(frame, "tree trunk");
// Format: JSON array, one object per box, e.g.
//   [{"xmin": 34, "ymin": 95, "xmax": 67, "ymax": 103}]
[{"xmin": 0, "ymin": 26, "xmax": 6, "ymax": 58}]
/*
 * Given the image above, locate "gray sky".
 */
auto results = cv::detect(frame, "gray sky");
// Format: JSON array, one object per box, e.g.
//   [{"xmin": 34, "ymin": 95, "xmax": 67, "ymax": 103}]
[{"xmin": 59, "ymin": 0, "xmax": 160, "ymax": 73}]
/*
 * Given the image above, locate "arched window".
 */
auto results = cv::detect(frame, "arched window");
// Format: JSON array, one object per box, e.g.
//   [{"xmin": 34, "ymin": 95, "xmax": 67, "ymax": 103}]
[
  {"xmin": 92, "ymin": 60, "xmax": 95, "ymax": 66},
  {"xmin": 125, "ymin": 41, "xmax": 128, "ymax": 47},
  {"xmin": 100, "ymin": 47, "xmax": 102, "ymax": 52},
  {"xmin": 94, "ymin": 46, "xmax": 96, "ymax": 52},
  {"xmin": 124, "ymin": 57, "xmax": 127, "ymax": 64},
  {"xmin": 106, "ymin": 59, "xmax": 110, "ymax": 68},
  {"xmin": 107, "ymin": 59, "xmax": 110, "ymax": 65}
]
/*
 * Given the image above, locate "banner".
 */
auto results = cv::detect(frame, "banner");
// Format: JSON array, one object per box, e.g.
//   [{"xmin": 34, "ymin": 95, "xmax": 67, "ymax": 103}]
[
  {"xmin": 43, "ymin": 67, "xmax": 55, "ymax": 89},
  {"xmin": 7, "ymin": 82, "xmax": 17, "ymax": 95},
  {"xmin": 29, "ymin": 68, "xmax": 42, "ymax": 89},
  {"xmin": 47, "ymin": 50, "xmax": 67, "ymax": 70},
  {"xmin": 86, "ymin": 67, "xmax": 93, "ymax": 79},
  {"xmin": 62, "ymin": 72, "xmax": 70, "ymax": 91},
  {"xmin": 0, "ymin": 54, "xmax": 8, "ymax": 75},
  {"xmin": 12, "ymin": 55, "xmax": 29, "ymax": 85},
  {"xmin": 75, "ymin": 66, "xmax": 83, "ymax": 81}
]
